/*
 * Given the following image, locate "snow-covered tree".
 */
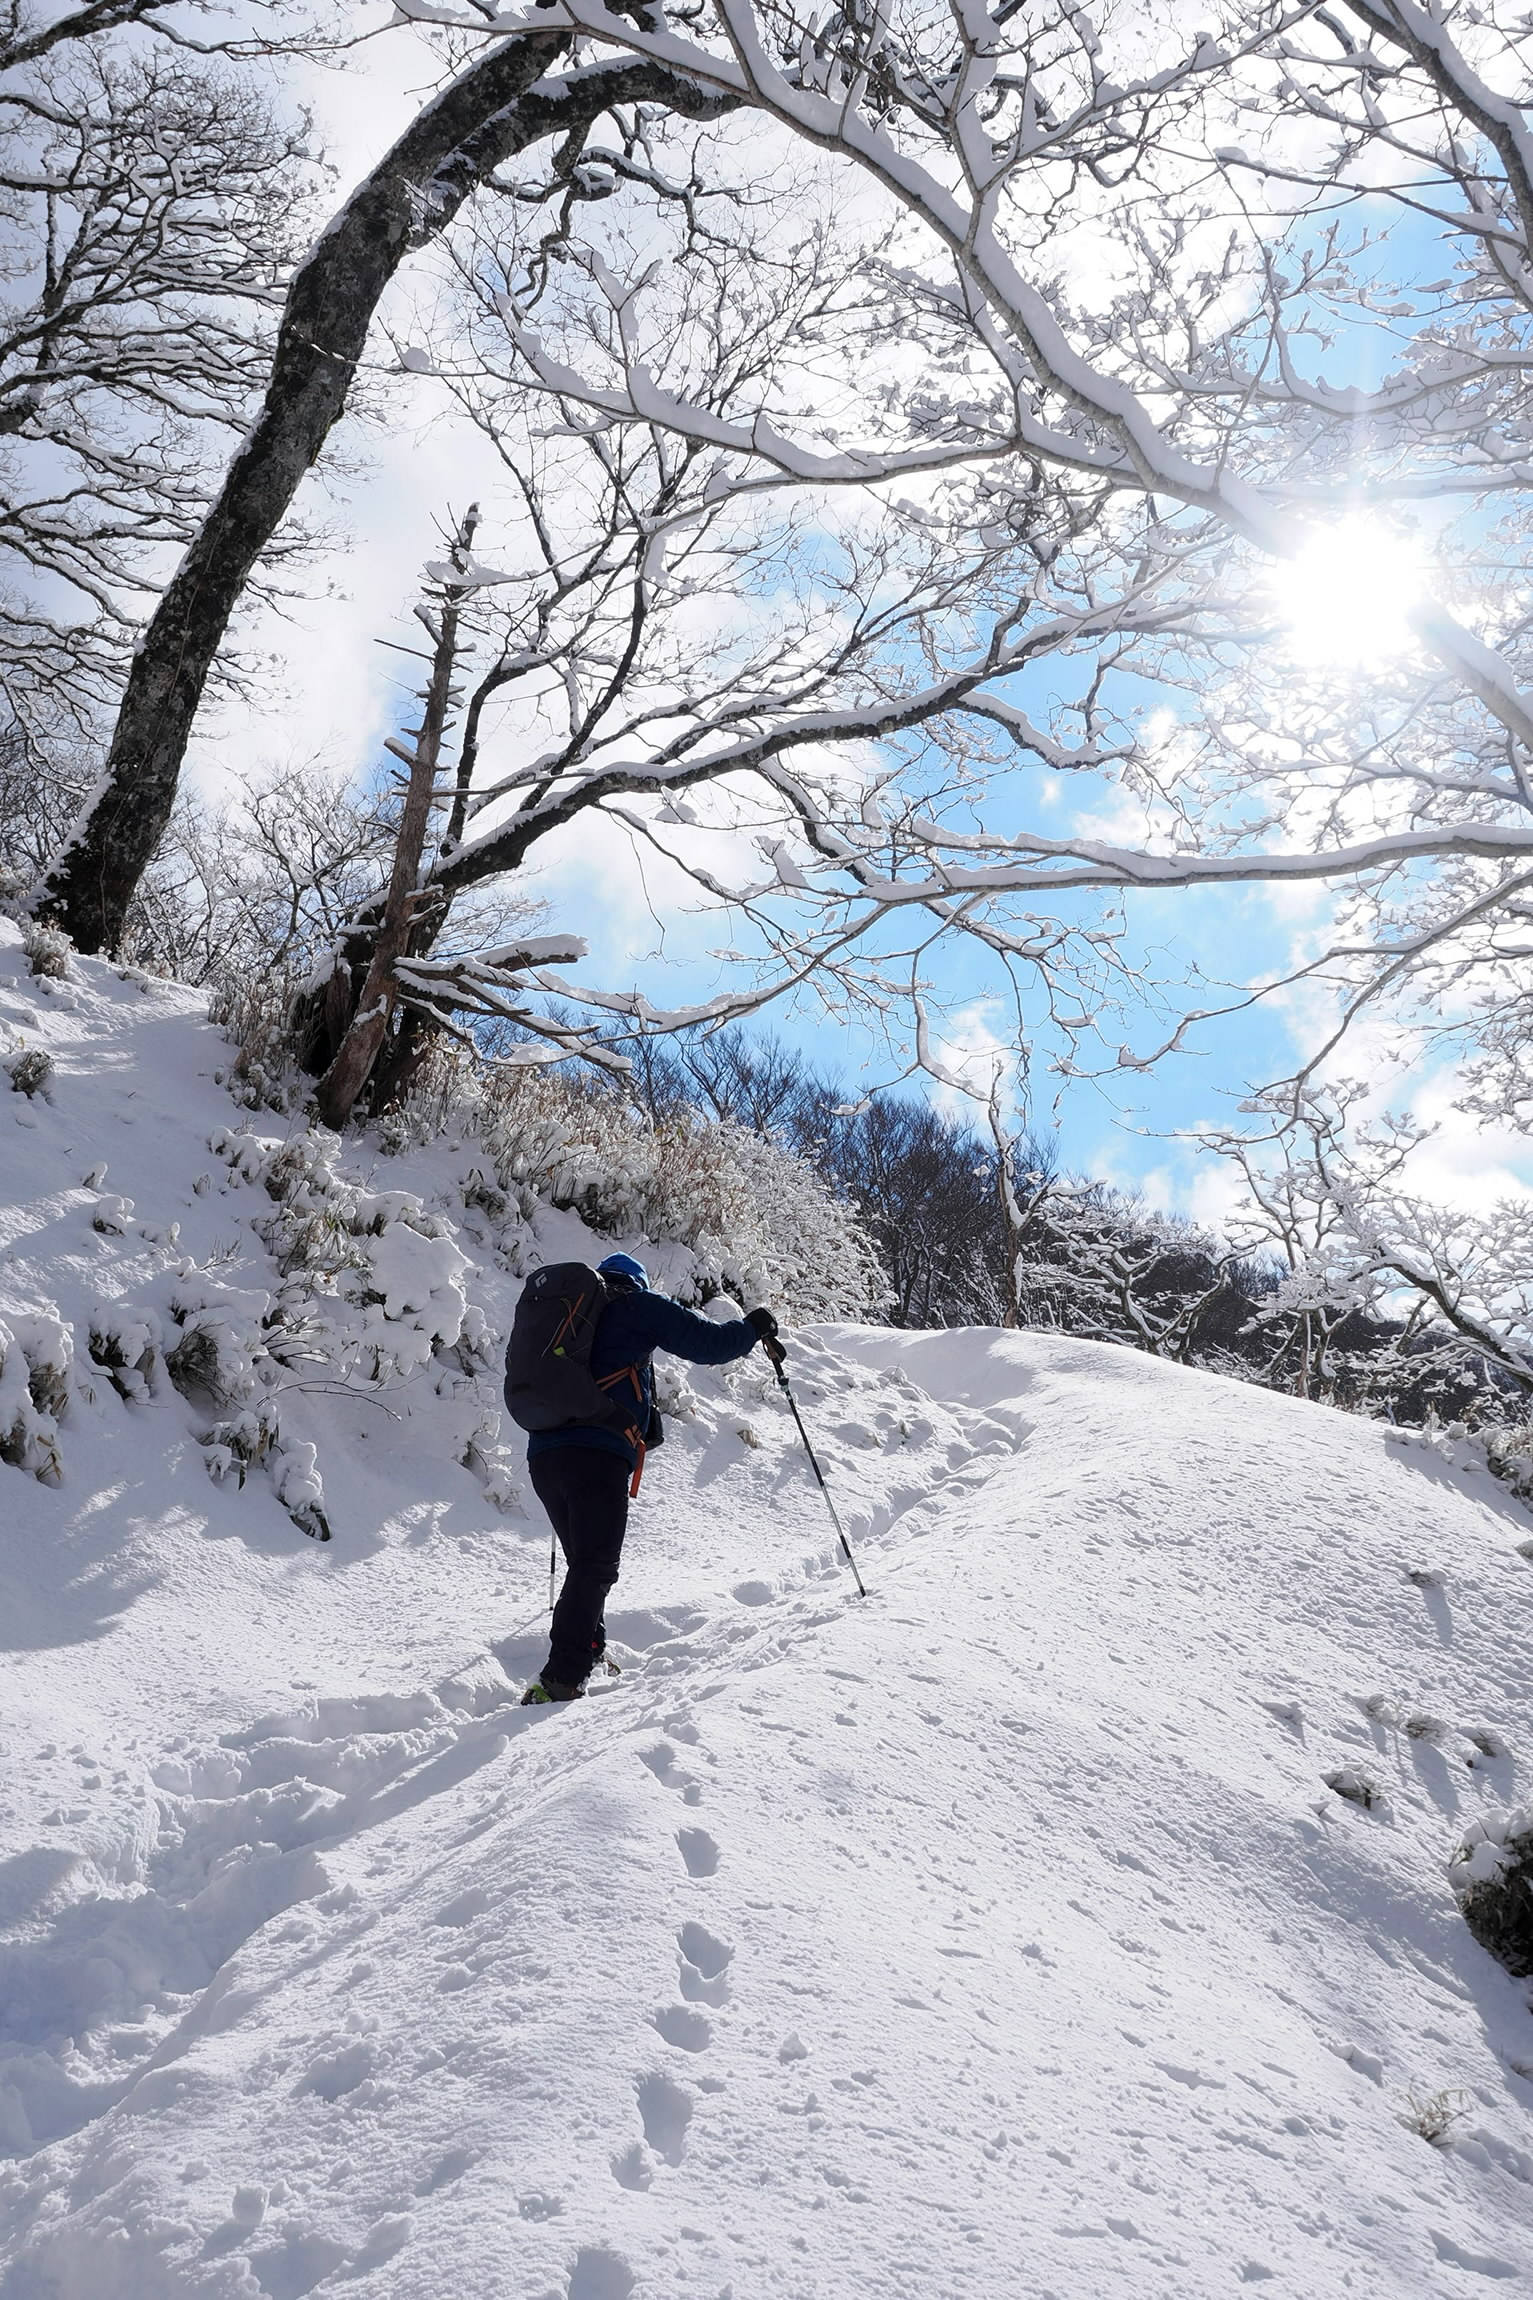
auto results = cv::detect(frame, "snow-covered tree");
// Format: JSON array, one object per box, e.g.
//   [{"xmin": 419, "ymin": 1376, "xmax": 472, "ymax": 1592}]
[
  {"xmin": 33, "ymin": 23, "xmax": 737, "ymax": 950},
  {"xmin": 1211, "ymin": 1085, "xmax": 1533, "ymax": 1400},
  {"xmin": 292, "ymin": 318, "xmax": 1152, "ymax": 1123},
  {"xmin": 0, "ymin": 32, "xmax": 321, "ymax": 749}
]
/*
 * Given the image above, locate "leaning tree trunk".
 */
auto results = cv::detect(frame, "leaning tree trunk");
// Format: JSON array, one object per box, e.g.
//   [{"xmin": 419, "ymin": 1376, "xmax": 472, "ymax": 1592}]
[
  {"xmin": 313, "ymin": 510, "xmax": 479, "ymax": 1130},
  {"xmin": 36, "ymin": 48, "xmax": 730, "ymax": 954}
]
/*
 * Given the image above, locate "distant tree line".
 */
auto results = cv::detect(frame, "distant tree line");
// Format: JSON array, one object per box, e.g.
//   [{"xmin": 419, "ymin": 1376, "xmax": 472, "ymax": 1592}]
[{"xmin": 610, "ymin": 1026, "xmax": 1511, "ymax": 1433}]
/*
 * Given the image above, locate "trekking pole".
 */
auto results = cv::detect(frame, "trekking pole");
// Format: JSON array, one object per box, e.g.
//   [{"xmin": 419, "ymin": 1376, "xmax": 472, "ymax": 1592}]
[
  {"xmin": 549, "ymin": 1531, "xmax": 557, "ymax": 1616},
  {"xmin": 768, "ymin": 1345, "xmax": 867, "ymax": 1598}
]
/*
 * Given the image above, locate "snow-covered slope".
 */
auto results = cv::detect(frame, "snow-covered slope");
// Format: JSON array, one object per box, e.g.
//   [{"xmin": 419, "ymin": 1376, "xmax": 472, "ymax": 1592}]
[{"xmin": 3, "ymin": 923, "xmax": 1533, "ymax": 2299}]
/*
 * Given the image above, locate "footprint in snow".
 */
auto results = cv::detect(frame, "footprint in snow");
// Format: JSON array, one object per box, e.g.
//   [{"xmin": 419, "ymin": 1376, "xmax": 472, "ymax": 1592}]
[
  {"xmin": 653, "ymin": 2005, "xmax": 712, "ymax": 2052},
  {"xmin": 639, "ymin": 1740, "xmax": 703, "ymax": 1806},
  {"xmin": 297, "ymin": 2040, "xmax": 374, "ymax": 2101},
  {"xmin": 249, "ymin": 2229, "xmax": 348, "ymax": 2298},
  {"xmin": 676, "ymin": 1825, "xmax": 719, "ymax": 1877},
  {"xmin": 1154, "ymin": 2061, "xmax": 1224, "ymax": 2091},
  {"xmin": 567, "ymin": 2248, "xmax": 635, "ymax": 2300},
  {"xmin": 637, "ymin": 2071, "xmax": 692, "ymax": 2165},
  {"xmin": 677, "ymin": 1920, "xmax": 733, "ymax": 2006},
  {"xmin": 1430, "ymin": 2231, "xmax": 1521, "ymax": 2280},
  {"xmin": 415, "ymin": 2148, "xmax": 477, "ymax": 2195},
  {"xmin": 433, "ymin": 1885, "xmax": 493, "ymax": 1927}
]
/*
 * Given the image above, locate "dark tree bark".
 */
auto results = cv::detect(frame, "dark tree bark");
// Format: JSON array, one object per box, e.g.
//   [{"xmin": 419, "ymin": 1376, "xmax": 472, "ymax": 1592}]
[
  {"xmin": 313, "ymin": 507, "xmax": 479, "ymax": 1130},
  {"xmin": 37, "ymin": 46, "xmax": 730, "ymax": 953}
]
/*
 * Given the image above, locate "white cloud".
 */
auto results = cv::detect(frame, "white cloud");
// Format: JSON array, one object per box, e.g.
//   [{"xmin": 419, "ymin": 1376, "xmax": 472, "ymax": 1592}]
[{"xmin": 1391, "ymin": 1066, "xmax": 1533, "ymax": 1212}]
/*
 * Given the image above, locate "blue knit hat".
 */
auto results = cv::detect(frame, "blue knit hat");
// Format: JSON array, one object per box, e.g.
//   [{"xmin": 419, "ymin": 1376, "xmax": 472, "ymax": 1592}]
[{"xmin": 598, "ymin": 1252, "xmax": 650, "ymax": 1291}]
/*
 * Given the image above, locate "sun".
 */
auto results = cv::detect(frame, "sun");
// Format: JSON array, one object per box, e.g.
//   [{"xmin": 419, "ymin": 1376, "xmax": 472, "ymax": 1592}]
[{"xmin": 1267, "ymin": 516, "xmax": 1425, "ymax": 668}]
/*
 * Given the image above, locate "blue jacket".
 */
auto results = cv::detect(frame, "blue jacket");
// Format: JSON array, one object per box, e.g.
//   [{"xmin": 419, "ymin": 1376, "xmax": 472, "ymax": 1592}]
[{"xmin": 526, "ymin": 1289, "xmax": 762, "ymax": 1468}]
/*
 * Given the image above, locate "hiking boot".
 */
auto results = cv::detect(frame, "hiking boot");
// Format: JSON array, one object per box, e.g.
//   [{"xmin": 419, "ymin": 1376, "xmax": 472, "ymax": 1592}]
[{"xmin": 520, "ymin": 1677, "xmax": 584, "ymax": 1706}]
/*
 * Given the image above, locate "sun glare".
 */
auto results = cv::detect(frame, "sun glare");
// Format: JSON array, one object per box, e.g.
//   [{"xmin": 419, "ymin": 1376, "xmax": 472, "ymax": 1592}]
[{"xmin": 1268, "ymin": 517, "xmax": 1425, "ymax": 669}]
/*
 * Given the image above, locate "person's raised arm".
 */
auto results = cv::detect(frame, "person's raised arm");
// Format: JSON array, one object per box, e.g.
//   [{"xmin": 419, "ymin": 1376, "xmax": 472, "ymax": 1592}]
[{"xmin": 636, "ymin": 1293, "xmax": 775, "ymax": 1368}]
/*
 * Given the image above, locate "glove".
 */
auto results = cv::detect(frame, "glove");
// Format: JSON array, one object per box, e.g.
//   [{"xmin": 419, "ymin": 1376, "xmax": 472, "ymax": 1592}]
[{"xmin": 746, "ymin": 1306, "xmax": 786, "ymax": 1367}]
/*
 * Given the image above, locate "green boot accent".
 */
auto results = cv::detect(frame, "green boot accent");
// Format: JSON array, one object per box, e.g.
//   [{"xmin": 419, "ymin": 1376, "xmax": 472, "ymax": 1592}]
[{"xmin": 521, "ymin": 1678, "xmax": 584, "ymax": 1705}]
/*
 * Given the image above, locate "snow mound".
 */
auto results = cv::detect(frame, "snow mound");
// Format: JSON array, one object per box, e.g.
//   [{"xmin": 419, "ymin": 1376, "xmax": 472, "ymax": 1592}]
[{"xmin": 2, "ymin": 923, "xmax": 1533, "ymax": 2296}]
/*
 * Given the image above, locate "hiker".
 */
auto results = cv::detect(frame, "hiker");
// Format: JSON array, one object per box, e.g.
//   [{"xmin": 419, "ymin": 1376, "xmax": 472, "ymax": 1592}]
[{"xmin": 512, "ymin": 1252, "xmax": 782, "ymax": 1704}]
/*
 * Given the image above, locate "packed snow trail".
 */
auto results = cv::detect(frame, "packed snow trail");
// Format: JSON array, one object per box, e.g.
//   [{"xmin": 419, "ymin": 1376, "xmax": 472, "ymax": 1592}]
[{"xmin": 3, "ymin": 923, "xmax": 1533, "ymax": 2295}]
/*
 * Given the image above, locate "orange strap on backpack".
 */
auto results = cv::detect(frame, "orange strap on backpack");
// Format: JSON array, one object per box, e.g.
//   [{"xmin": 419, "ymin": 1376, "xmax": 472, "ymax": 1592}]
[{"xmin": 596, "ymin": 1361, "xmax": 648, "ymax": 1497}]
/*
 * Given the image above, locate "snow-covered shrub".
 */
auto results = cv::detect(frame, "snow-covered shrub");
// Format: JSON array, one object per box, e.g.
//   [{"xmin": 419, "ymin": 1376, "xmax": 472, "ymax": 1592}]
[
  {"xmin": 1386, "ymin": 1416, "xmax": 1533, "ymax": 1517},
  {"xmin": 370, "ymin": 1052, "xmax": 469, "ymax": 1154},
  {"xmin": 91, "ymin": 1193, "xmax": 135, "ymax": 1235},
  {"xmin": 1480, "ymin": 1421, "xmax": 1533, "ymax": 1513},
  {"xmin": 353, "ymin": 1219, "xmax": 470, "ymax": 1380},
  {"xmin": 22, "ymin": 921, "xmax": 70, "ymax": 979},
  {"xmin": 266, "ymin": 1205, "xmax": 358, "ymax": 1283},
  {"xmin": 259, "ymin": 1131, "xmax": 341, "ymax": 1208},
  {"xmin": 215, "ymin": 1128, "xmax": 358, "ymax": 1290},
  {"xmin": 200, "ymin": 1400, "xmax": 330, "ymax": 1537},
  {"xmin": 459, "ymin": 1165, "xmax": 511, "ymax": 1227},
  {"xmin": 209, "ymin": 1125, "xmax": 271, "ymax": 1184},
  {"xmin": 205, "ymin": 1122, "xmax": 475, "ymax": 1387},
  {"xmin": 102, "ymin": 1117, "xmax": 475, "ymax": 1416},
  {"xmin": 357, "ymin": 1049, "xmax": 883, "ymax": 1316},
  {"xmin": 165, "ymin": 1324, "xmax": 236, "ymax": 1389},
  {"xmin": 651, "ymin": 1358, "xmax": 700, "ymax": 1423},
  {"xmin": 165, "ymin": 1277, "xmax": 271, "ymax": 1403},
  {"xmin": 694, "ymin": 1124, "xmax": 887, "ymax": 1322},
  {"xmin": 269, "ymin": 1436, "xmax": 332, "ymax": 1541},
  {"xmin": 88, "ymin": 1306, "xmax": 163, "ymax": 1403},
  {"xmin": 0, "ymin": 1313, "xmax": 72, "ymax": 1482},
  {"xmin": 5, "ymin": 1046, "xmax": 51, "ymax": 1098},
  {"xmin": 1449, "ymin": 1807, "xmax": 1533, "ymax": 1977},
  {"xmin": 439, "ymin": 1299, "xmax": 495, "ymax": 1383},
  {"xmin": 208, "ymin": 964, "xmax": 306, "ymax": 1114},
  {"xmin": 461, "ymin": 1419, "xmax": 520, "ymax": 1510},
  {"xmin": 473, "ymin": 1068, "xmax": 884, "ymax": 1320},
  {"xmin": 1323, "ymin": 1765, "xmax": 1386, "ymax": 1812},
  {"xmin": 1397, "ymin": 2088, "xmax": 1469, "ymax": 2145},
  {"xmin": 202, "ymin": 1400, "xmax": 280, "ymax": 1486}
]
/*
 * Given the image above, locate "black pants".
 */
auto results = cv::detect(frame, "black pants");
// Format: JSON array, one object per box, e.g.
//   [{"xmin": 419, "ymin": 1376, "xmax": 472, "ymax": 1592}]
[{"xmin": 529, "ymin": 1446, "xmax": 632, "ymax": 1688}]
